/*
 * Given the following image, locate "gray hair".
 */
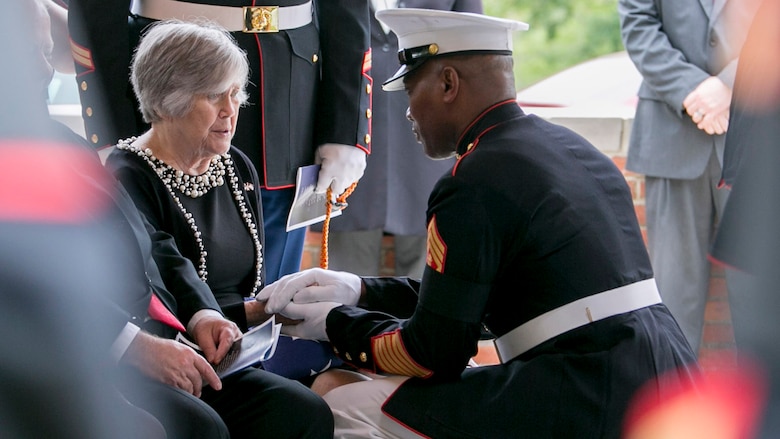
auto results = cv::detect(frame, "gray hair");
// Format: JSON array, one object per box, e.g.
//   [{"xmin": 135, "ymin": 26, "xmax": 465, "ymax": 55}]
[{"xmin": 131, "ymin": 20, "xmax": 249, "ymax": 123}]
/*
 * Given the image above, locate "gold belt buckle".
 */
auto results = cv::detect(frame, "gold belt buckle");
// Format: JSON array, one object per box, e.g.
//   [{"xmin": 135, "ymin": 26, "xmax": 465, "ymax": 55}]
[{"xmin": 242, "ymin": 6, "xmax": 279, "ymax": 33}]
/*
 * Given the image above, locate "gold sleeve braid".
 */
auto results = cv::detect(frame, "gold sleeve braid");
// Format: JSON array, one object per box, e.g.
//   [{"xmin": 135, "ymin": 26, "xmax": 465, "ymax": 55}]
[{"xmin": 372, "ymin": 329, "xmax": 432, "ymax": 378}]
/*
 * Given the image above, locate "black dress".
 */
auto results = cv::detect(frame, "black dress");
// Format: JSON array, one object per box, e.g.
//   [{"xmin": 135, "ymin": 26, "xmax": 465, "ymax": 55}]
[{"xmin": 107, "ymin": 142, "xmax": 264, "ymax": 331}]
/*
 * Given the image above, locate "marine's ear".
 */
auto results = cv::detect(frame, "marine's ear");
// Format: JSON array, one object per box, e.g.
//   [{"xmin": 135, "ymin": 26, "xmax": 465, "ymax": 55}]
[{"xmin": 440, "ymin": 65, "xmax": 460, "ymax": 104}]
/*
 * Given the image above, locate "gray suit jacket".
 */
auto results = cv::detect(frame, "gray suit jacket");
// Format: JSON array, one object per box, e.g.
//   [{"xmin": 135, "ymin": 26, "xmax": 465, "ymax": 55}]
[{"xmin": 619, "ymin": 0, "xmax": 760, "ymax": 179}]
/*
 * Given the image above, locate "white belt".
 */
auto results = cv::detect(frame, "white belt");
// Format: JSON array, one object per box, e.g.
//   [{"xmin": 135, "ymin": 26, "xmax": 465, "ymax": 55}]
[
  {"xmin": 131, "ymin": 0, "xmax": 313, "ymax": 32},
  {"xmin": 494, "ymin": 278, "xmax": 662, "ymax": 363}
]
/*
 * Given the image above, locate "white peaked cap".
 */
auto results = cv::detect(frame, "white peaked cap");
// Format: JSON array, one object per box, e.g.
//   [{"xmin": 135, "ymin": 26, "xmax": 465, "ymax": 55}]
[{"xmin": 376, "ymin": 8, "xmax": 529, "ymax": 91}]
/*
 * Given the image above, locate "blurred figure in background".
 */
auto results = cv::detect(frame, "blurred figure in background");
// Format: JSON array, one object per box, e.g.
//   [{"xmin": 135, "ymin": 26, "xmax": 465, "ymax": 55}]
[
  {"xmin": 619, "ymin": 0, "xmax": 761, "ymax": 354},
  {"xmin": 40, "ymin": 0, "xmax": 74, "ymax": 74},
  {"xmin": 710, "ymin": 0, "xmax": 780, "ymax": 436},
  {"xmin": 711, "ymin": 0, "xmax": 780, "ymax": 356},
  {"xmin": 625, "ymin": 2, "xmax": 780, "ymax": 438},
  {"xmin": 319, "ymin": 0, "xmax": 482, "ymax": 279},
  {"xmin": 0, "ymin": 0, "xmax": 161, "ymax": 437}
]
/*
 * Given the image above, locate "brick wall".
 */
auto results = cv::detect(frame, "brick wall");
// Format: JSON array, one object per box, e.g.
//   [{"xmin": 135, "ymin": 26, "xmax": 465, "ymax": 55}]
[{"xmin": 300, "ymin": 112, "xmax": 737, "ymax": 370}]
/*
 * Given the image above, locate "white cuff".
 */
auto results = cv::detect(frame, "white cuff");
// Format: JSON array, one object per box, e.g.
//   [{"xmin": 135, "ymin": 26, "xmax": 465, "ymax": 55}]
[
  {"xmin": 110, "ymin": 322, "xmax": 141, "ymax": 363},
  {"xmin": 186, "ymin": 309, "xmax": 224, "ymax": 333}
]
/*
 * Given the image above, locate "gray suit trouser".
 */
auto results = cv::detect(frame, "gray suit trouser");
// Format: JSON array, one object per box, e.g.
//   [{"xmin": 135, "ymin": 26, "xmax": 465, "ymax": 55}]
[
  {"xmin": 645, "ymin": 149, "xmax": 730, "ymax": 354},
  {"xmin": 327, "ymin": 229, "xmax": 427, "ymax": 278}
]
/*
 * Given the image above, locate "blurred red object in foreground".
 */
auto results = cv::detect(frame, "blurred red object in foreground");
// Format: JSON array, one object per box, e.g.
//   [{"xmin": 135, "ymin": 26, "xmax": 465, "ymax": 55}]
[{"xmin": 623, "ymin": 361, "xmax": 767, "ymax": 439}]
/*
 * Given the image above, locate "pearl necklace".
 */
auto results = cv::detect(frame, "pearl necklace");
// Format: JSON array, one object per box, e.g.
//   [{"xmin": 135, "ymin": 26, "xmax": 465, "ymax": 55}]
[{"xmin": 117, "ymin": 137, "xmax": 263, "ymax": 297}]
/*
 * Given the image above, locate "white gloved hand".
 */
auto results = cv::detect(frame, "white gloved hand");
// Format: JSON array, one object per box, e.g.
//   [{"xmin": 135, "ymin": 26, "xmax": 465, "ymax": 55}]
[
  {"xmin": 315, "ymin": 143, "xmax": 367, "ymax": 199},
  {"xmin": 256, "ymin": 268, "xmax": 362, "ymax": 314},
  {"xmin": 279, "ymin": 302, "xmax": 341, "ymax": 341}
]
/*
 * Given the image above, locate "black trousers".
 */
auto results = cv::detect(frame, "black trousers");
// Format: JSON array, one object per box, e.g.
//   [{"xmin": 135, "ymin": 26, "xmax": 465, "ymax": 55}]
[{"xmin": 119, "ymin": 367, "xmax": 334, "ymax": 439}]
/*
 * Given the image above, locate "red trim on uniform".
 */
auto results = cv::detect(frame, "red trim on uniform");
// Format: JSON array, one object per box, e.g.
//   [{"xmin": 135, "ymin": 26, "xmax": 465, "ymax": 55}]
[
  {"xmin": 359, "ymin": 48, "xmax": 373, "ymax": 154},
  {"xmin": 426, "ymin": 215, "xmax": 446, "ymax": 273},
  {"xmin": 70, "ymin": 38, "xmax": 95, "ymax": 74},
  {"xmin": 354, "ymin": 145, "xmax": 371, "ymax": 155},
  {"xmin": 451, "ymin": 99, "xmax": 517, "ymax": 176},
  {"xmin": 251, "ymin": 28, "xmax": 297, "ymax": 193},
  {"xmin": 371, "ymin": 329, "xmax": 432, "ymax": 378},
  {"xmin": 251, "ymin": 2, "xmax": 272, "ymax": 190},
  {"xmin": 364, "ymin": 48, "xmax": 373, "ymax": 154},
  {"xmin": 362, "ymin": 48, "xmax": 372, "ymax": 73},
  {"xmin": 453, "ymin": 99, "xmax": 516, "ymax": 148},
  {"xmin": 380, "ymin": 388, "xmax": 433, "ymax": 439},
  {"xmin": 707, "ymin": 253, "xmax": 746, "ymax": 273},
  {"xmin": 0, "ymin": 140, "xmax": 112, "ymax": 223},
  {"xmin": 451, "ymin": 138, "xmax": 478, "ymax": 176},
  {"xmin": 263, "ymin": 182, "xmax": 295, "ymax": 190}
]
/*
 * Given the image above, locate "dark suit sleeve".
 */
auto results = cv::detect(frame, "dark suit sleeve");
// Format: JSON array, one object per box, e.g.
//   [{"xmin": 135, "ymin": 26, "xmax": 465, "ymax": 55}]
[{"xmin": 314, "ymin": 0, "xmax": 372, "ymax": 153}]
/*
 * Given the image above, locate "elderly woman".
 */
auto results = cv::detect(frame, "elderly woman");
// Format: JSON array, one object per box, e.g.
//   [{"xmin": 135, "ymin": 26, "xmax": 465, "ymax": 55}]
[
  {"xmin": 109, "ymin": 19, "xmax": 267, "ymax": 330},
  {"xmin": 106, "ymin": 20, "xmax": 366, "ymax": 396}
]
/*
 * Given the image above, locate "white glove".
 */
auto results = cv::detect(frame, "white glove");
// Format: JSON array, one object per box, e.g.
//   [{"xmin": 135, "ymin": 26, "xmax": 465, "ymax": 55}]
[
  {"xmin": 256, "ymin": 268, "xmax": 362, "ymax": 314},
  {"xmin": 315, "ymin": 143, "xmax": 367, "ymax": 199},
  {"xmin": 279, "ymin": 302, "xmax": 341, "ymax": 341}
]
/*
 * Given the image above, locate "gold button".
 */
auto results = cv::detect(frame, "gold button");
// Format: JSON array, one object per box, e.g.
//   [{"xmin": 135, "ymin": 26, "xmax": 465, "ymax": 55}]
[
  {"xmin": 90, "ymin": 134, "xmax": 99, "ymax": 144},
  {"xmin": 345, "ymin": 352, "xmax": 352, "ymax": 361},
  {"xmin": 85, "ymin": 107, "xmax": 93, "ymax": 117},
  {"xmin": 312, "ymin": 54, "xmax": 318, "ymax": 63},
  {"xmin": 80, "ymin": 81, "xmax": 87, "ymax": 91},
  {"xmin": 365, "ymin": 108, "xmax": 372, "ymax": 119},
  {"xmin": 332, "ymin": 346, "xmax": 339, "ymax": 355},
  {"xmin": 366, "ymin": 84, "xmax": 371, "ymax": 94},
  {"xmin": 364, "ymin": 133, "xmax": 371, "ymax": 144},
  {"xmin": 359, "ymin": 352, "xmax": 367, "ymax": 363}
]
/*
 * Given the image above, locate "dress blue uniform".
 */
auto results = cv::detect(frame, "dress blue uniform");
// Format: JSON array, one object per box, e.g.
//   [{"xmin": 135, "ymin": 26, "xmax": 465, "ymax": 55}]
[{"xmin": 325, "ymin": 101, "xmax": 699, "ymax": 438}]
